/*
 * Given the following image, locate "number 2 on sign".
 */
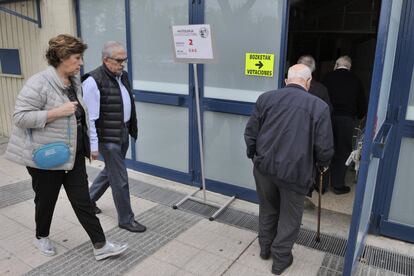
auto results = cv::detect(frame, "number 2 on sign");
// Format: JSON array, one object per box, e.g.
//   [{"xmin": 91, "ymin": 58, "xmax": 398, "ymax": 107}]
[{"xmin": 188, "ymin": 39, "xmax": 193, "ymax": 45}]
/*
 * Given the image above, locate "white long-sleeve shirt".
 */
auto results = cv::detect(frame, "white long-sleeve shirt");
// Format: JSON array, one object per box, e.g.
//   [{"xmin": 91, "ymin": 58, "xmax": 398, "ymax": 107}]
[{"xmin": 82, "ymin": 75, "xmax": 131, "ymax": 151}]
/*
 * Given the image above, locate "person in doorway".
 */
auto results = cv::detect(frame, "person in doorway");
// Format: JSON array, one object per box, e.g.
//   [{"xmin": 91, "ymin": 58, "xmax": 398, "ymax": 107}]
[
  {"xmin": 6, "ymin": 34, "xmax": 127, "ymax": 260},
  {"xmin": 297, "ymin": 55, "xmax": 332, "ymax": 112},
  {"xmin": 244, "ymin": 64, "xmax": 334, "ymax": 275},
  {"xmin": 323, "ymin": 55, "xmax": 367, "ymax": 195},
  {"xmin": 82, "ymin": 41, "xmax": 146, "ymax": 233},
  {"xmin": 298, "ymin": 55, "xmax": 332, "ymax": 195}
]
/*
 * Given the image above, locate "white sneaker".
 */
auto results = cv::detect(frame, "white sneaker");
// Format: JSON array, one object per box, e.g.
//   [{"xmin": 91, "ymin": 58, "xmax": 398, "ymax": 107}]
[
  {"xmin": 34, "ymin": 237, "xmax": 56, "ymax": 257},
  {"xmin": 93, "ymin": 241, "xmax": 128, "ymax": 261}
]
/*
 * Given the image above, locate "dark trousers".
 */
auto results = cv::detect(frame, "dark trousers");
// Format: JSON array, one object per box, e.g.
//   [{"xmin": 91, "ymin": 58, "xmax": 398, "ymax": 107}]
[
  {"xmin": 89, "ymin": 127, "xmax": 134, "ymax": 225},
  {"xmin": 253, "ymin": 167, "xmax": 305, "ymax": 267},
  {"xmin": 331, "ymin": 116, "xmax": 355, "ymax": 189},
  {"xmin": 27, "ymin": 153, "xmax": 106, "ymax": 244}
]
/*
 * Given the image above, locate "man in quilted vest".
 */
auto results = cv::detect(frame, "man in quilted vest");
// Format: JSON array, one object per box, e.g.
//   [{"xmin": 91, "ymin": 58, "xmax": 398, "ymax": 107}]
[{"xmin": 82, "ymin": 41, "xmax": 146, "ymax": 233}]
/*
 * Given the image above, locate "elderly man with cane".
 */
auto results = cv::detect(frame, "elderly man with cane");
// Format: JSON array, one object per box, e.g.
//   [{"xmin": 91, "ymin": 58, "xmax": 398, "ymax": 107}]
[{"xmin": 244, "ymin": 64, "xmax": 334, "ymax": 274}]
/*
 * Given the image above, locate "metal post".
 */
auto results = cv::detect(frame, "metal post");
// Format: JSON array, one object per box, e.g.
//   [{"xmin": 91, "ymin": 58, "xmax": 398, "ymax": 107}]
[
  {"xmin": 193, "ymin": 63, "xmax": 206, "ymax": 202},
  {"xmin": 316, "ymin": 167, "xmax": 327, "ymax": 242},
  {"xmin": 316, "ymin": 170, "xmax": 323, "ymax": 242},
  {"xmin": 172, "ymin": 65, "xmax": 236, "ymax": 220}
]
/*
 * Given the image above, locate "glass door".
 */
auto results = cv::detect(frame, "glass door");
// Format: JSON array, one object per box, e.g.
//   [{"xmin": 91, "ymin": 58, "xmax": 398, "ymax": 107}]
[
  {"xmin": 376, "ymin": 0, "xmax": 414, "ymax": 243},
  {"xmin": 343, "ymin": 1, "xmax": 405, "ymax": 275}
]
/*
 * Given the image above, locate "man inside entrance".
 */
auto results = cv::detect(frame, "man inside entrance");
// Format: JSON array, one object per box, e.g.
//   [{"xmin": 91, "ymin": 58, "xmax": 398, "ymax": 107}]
[
  {"xmin": 244, "ymin": 64, "xmax": 334, "ymax": 274},
  {"xmin": 323, "ymin": 56, "xmax": 367, "ymax": 195}
]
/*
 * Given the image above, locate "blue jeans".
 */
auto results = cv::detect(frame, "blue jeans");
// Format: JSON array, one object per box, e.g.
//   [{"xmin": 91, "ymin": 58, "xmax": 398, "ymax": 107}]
[{"xmin": 89, "ymin": 128, "xmax": 134, "ymax": 225}]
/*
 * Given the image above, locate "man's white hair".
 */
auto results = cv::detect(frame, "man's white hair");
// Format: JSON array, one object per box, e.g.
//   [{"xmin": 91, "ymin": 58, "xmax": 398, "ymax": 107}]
[
  {"xmin": 102, "ymin": 41, "xmax": 125, "ymax": 59},
  {"xmin": 334, "ymin": 55, "xmax": 352, "ymax": 70},
  {"xmin": 287, "ymin": 65, "xmax": 312, "ymax": 80},
  {"xmin": 297, "ymin": 55, "xmax": 316, "ymax": 72}
]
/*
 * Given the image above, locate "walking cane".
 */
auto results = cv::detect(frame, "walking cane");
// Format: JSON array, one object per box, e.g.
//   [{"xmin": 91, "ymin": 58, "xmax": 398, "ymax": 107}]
[{"xmin": 316, "ymin": 166, "xmax": 328, "ymax": 243}]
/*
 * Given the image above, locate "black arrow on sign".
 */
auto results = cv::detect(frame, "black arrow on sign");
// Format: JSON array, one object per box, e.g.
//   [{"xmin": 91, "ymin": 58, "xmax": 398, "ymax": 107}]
[{"xmin": 255, "ymin": 61, "xmax": 263, "ymax": 69}]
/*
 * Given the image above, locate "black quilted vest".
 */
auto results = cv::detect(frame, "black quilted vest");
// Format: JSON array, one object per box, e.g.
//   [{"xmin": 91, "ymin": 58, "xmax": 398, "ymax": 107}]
[{"xmin": 82, "ymin": 65, "xmax": 137, "ymax": 144}]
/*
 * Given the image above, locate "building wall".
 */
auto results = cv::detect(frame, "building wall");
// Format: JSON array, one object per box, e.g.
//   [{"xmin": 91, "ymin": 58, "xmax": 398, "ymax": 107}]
[{"xmin": 0, "ymin": 0, "xmax": 76, "ymax": 137}]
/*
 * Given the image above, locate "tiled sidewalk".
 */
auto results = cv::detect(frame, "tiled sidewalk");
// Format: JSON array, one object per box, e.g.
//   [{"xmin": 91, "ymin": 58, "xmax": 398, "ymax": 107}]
[{"xmin": 0, "ymin": 152, "xmax": 412, "ymax": 275}]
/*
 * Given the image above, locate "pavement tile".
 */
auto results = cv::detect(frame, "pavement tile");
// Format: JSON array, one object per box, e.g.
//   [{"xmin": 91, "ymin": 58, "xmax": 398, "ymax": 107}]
[
  {"xmin": 0, "ymin": 158, "xmax": 30, "ymax": 187},
  {"xmin": 95, "ymin": 213, "xmax": 119, "ymax": 231},
  {"xmin": 14, "ymin": 240, "xmax": 68, "ymax": 268},
  {"xmin": 124, "ymin": 256, "xmax": 180, "ymax": 276},
  {"xmin": 0, "ymin": 247, "xmax": 12, "ymax": 261},
  {"xmin": 204, "ymin": 234, "xmax": 253, "ymax": 260},
  {"xmin": 182, "ymin": 250, "xmax": 233, "ymax": 276},
  {"xmin": 172, "ymin": 270, "xmax": 197, "ymax": 276},
  {"xmin": 175, "ymin": 222, "xmax": 221, "ymax": 250},
  {"xmin": 0, "ymin": 214, "xmax": 31, "ymax": 239},
  {"xmin": 196, "ymin": 219, "xmax": 257, "ymax": 242},
  {"xmin": 0, "ymin": 254, "xmax": 32, "ymax": 275},
  {"xmin": 224, "ymin": 263, "xmax": 273, "ymax": 276},
  {"xmin": 130, "ymin": 196, "xmax": 159, "ymax": 216},
  {"xmin": 0, "ymin": 200, "xmax": 34, "ymax": 217},
  {"xmin": 48, "ymin": 216, "xmax": 79, "ymax": 234},
  {"xmin": 50, "ymin": 225, "xmax": 90, "ymax": 250},
  {"xmin": 0, "ymin": 229, "xmax": 34, "ymax": 254},
  {"xmin": 152, "ymin": 240, "xmax": 200, "ymax": 268},
  {"xmin": 1, "ymin": 206, "xmax": 36, "ymax": 231}
]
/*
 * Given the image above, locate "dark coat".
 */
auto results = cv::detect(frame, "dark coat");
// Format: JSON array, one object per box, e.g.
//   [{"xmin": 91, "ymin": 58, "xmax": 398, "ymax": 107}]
[
  {"xmin": 309, "ymin": 79, "xmax": 333, "ymax": 113},
  {"xmin": 322, "ymin": 68, "xmax": 367, "ymax": 119},
  {"xmin": 244, "ymin": 84, "xmax": 334, "ymax": 195},
  {"xmin": 82, "ymin": 65, "xmax": 138, "ymax": 144}
]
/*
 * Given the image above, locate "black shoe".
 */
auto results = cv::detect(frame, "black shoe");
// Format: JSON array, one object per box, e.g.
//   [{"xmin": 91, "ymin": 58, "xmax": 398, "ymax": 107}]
[
  {"xmin": 272, "ymin": 255, "xmax": 293, "ymax": 275},
  {"xmin": 333, "ymin": 186, "xmax": 351, "ymax": 195},
  {"xmin": 93, "ymin": 203, "xmax": 102, "ymax": 214},
  {"xmin": 119, "ymin": 220, "xmax": 147, "ymax": 233},
  {"xmin": 260, "ymin": 250, "xmax": 270, "ymax": 260}
]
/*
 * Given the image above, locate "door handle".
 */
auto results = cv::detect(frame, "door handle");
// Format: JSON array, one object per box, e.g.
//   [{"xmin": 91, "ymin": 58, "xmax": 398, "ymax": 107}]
[{"xmin": 372, "ymin": 123, "xmax": 393, "ymax": 159}]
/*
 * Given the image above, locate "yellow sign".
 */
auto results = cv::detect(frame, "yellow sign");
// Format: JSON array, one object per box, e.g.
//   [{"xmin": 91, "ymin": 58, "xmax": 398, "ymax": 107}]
[{"xmin": 245, "ymin": 53, "xmax": 274, "ymax": 77}]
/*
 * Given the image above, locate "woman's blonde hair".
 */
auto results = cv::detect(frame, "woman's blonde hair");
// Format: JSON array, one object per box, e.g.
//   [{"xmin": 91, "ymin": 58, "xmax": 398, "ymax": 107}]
[{"xmin": 45, "ymin": 34, "xmax": 87, "ymax": 67}]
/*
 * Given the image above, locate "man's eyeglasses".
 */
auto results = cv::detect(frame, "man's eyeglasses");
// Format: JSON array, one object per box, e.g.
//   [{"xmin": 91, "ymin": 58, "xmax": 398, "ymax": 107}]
[{"xmin": 108, "ymin": 57, "xmax": 128, "ymax": 64}]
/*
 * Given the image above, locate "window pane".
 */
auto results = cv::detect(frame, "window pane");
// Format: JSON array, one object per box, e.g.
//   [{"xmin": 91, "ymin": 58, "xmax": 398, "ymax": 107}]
[
  {"xmin": 389, "ymin": 138, "xmax": 414, "ymax": 226},
  {"xmin": 79, "ymin": 0, "xmax": 126, "ymax": 72},
  {"xmin": 204, "ymin": 111, "xmax": 254, "ymax": 189},
  {"xmin": 204, "ymin": 0, "xmax": 284, "ymax": 102},
  {"xmin": 130, "ymin": 0, "xmax": 188, "ymax": 94},
  {"xmin": 135, "ymin": 102, "xmax": 189, "ymax": 173},
  {"xmin": 405, "ymin": 69, "xmax": 414, "ymax": 120}
]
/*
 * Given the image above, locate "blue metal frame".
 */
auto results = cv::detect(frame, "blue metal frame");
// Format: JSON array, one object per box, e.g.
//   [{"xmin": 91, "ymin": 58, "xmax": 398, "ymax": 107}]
[
  {"xmin": 206, "ymin": 178, "xmax": 258, "ymax": 203},
  {"xmin": 370, "ymin": 0, "xmax": 414, "ymax": 243},
  {"xmin": 278, "ymin": 0, "xmax": 289, "ymax": 88},
  {"xmin": 0, "ymin": 0, "xmax": 41, "ymax": 27},
  {"xmin": 75, "ymin": 0, "xmax": 81, "ymax": 37},
  {"xmin": 343, "ymin": 0, "xmax": 396, "ymax": 275},
  {"xmin": 203, "ymin": 98, "xmax": 253, "ymax": 116},
  {"xmin": 124, "ymin": 0, "xmax": 137, "ymax": 162}
]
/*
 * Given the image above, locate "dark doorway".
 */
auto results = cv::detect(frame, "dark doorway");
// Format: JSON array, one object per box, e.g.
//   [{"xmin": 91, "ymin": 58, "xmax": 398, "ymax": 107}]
[
  {"xmin": 286, "ymin": 0, "xmax": 382, "ymax": 215},
  {"xmin": 287, "ymin": 0, "xmax": 381, "ymax": 98}
]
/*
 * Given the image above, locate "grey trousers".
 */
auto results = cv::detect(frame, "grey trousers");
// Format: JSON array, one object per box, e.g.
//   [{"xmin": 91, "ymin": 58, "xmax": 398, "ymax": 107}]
[
  {"xmin": 89, "ymin": 128, "xmax": 135, "ymax": 225},
  {"xmin": 253, "ymin": 167, "xmax": 305, "ymax": 266}
]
